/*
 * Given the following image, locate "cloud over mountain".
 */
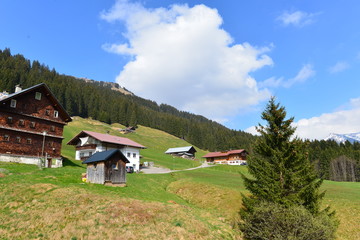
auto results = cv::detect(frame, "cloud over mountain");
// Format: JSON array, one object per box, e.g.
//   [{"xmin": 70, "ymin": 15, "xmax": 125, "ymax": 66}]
[{"xmin": 101, "ymin": 0, "xmax": 272, "ymax": 123}]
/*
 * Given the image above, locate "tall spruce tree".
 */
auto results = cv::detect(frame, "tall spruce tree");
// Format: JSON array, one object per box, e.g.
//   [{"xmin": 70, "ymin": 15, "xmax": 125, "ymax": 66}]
[{"xmin": 241, "ymin": 97, "xmax": 325, "ymax": 214}]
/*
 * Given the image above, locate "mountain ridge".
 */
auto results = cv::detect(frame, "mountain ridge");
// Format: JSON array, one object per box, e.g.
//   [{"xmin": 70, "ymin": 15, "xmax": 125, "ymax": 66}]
[{"xmin": 324, "ymin": 132, "xmax": 360, "ymax": 144}]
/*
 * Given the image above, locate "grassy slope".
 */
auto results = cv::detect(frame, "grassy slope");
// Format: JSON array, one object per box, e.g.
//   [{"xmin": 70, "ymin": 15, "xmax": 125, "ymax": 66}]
[{"xmin": 0, "ymin": 117, "xmax": 359, "ymax": 239}]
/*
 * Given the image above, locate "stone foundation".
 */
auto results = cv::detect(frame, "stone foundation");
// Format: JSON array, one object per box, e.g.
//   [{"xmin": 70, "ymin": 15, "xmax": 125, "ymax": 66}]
[{"xmin": 0, "ymin": 154, "xmax": 62, "ymax": 168}]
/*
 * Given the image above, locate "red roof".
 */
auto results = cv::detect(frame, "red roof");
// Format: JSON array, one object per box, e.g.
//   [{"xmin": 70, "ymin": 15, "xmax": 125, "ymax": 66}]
[
  {"xmin": 67, "ymin": 130, "xmax": 146, "ymax": 149},
  {"xmin": 202, "ymin": 149, "xmax": 247, "ymax": 158}
]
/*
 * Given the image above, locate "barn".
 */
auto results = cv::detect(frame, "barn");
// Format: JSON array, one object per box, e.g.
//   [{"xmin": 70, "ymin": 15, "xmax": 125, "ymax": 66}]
[
  {"xmin": 82, "ymin": 149, "xmax": 129, "ymax": 186},
  {"xmin": 165, "ymin": 146, "xmax": 197, "ymax": 159}
]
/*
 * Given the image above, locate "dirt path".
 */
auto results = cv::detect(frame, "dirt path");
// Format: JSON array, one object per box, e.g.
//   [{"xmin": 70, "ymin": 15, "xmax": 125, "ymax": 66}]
[{"xmin": 140, "ymin": 161, "xmax": 214, "ymax": 174}]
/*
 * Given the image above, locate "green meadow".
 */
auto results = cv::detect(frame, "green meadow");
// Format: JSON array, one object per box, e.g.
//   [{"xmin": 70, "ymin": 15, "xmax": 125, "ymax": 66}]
[{"xmin": 0, "ymin": 117, "xmax": 359, "ymax": 239}]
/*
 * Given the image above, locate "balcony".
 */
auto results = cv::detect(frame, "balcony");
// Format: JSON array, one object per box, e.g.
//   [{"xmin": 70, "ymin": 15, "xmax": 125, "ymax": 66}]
[{"xmin": 75, "ymin": 144, "xmax": 97, "ymax": 151}]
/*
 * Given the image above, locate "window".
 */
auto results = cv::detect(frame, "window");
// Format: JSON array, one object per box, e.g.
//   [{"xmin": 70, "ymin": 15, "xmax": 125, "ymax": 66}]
[
  {"xmin": 48, "ymin": 141, "xmax": 54, "ymax": 147},
  {"xmin": 45, "ymin": 109, "xmax": 50, "ymax": 116},
  {"xmin": 127, "ymin": 152, "xmax": 131, "ymax": 158},
  {"xmin": 16, "ymin": 137, "xmax": 21, "ymax": 143},
  {"xmin": 50, "ymin": 126, "xmax": 55, "ymax": 132},
  {"xmin": 26, "ymin": 138, "xmax": 32, "ymax": 144},
  {"xmin": 112, "ymin": 162, "xmax": 119, "ymax": 170},
  {"xmin": 10, "ymin": 99, "xmax": 17, "ymax": 108},
  {"xmin": 18, "ymin": 119, "xmax": 25, "ymax": 126},
  {"xmin": 133, "ymin": 153, "xmax": 136, "ymax": 158},
  {"xmin": 35, "ymin": 92, "xmax": 42, "ymax": 100},
  {"xmin": 80, "ymin": 152, "xmax": 85, "ymax": 158},
  {"xmin": 3, "ymin": 135, "xmax": 10, "ymax": 141},
  {"xmin": 30, "ymin": 122, "xmax": 36, "ymax": 128},
  {"xmin": 54, "ymin": 110, "xmax": 59, "ymax": 118},
  {"xmin": 89, "ymin": 152, "xmax": 93, "ymax": 156},
  {"xmin": 7, "ymin": 117, "xmax": 13, "ymax": 124}
]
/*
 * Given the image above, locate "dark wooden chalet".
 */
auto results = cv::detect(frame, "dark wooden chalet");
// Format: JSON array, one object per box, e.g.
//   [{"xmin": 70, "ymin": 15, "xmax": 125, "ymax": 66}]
[
  {"xmin": 0, "ymin": 83, "xmax": 71, "ymax": 167},
  {"xmin": 83, "ymin": 149, "xmax": 129, "ymax": 186}
]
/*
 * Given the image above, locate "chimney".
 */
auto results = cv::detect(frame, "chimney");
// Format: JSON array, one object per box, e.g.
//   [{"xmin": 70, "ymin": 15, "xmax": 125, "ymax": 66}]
[{"xmin": 15, "ymin": 84, "xmax": 22, "ymax": 93}]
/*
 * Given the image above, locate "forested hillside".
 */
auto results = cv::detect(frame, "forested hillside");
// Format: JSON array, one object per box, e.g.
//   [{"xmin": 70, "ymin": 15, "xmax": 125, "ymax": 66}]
[
  {"xmin": 307, "ymin": 140, "xmax": 360, "ymax": 181},
  {"xmin": 0, "ymin": 48, "xmax": 256, "ymax": 152}
]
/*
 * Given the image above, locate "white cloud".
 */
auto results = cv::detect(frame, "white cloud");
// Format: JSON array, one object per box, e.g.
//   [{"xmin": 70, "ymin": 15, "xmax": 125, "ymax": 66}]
[
  {"xmin": 259, "ymin": 64, "xmax": 315, "ymax": 88},
  {"xmin": 246, "ymin": 97, "xmax": 360, "ymax": 140},
  {"xmin": 101, "ymin": 0, "xmax": 273, "ymax": 122},
  {"xmin": 277, "ymin": 10, "xmax": 320, "ymax": 27},
  {"xmin": 295, "ymin": 107, "xmax": 360, "ymax": 140},
  {"xmin": 328, "ymin": 61, "xmax": 349, "ymax": 74}
]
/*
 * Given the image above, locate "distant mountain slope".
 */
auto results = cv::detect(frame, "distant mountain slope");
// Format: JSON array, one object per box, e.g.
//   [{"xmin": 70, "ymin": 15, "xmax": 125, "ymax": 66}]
[
  {"xmin": 77, "ymin": 77, "xmax": 133, "ymax": 96},
  {"xmin": 324, "ymin": 132, "xmax": 360, "ymax": 144}
]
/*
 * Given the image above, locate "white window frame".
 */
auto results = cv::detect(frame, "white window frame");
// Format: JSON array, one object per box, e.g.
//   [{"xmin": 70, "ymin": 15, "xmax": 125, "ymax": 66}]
[
  {"xmin": 54, "ymin": 110, "xmax": 59, "ymax": 118},
  {"xmin": 35, "ymin": 92, "xmax": 42, "ymax": 100},
  {"xmin": 10, "ymin": 99, "xmax": 17, "ymax": 108},
  {"xmin": 4, "ymin": 135, "xmax": 10, "ymax": 141}
]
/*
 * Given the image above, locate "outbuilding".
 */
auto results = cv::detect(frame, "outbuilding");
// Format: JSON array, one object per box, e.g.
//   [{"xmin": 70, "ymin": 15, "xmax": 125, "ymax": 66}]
[
  {"xmin": 165, "ymin": 146, "xmax": 197, "ymax": 159},
  {"xmin": 82, "ymin": 149, "xmax": 129, "ymax": 186}
]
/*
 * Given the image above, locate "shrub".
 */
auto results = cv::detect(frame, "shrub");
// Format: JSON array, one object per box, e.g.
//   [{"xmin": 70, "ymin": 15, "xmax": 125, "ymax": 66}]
[{"xmin": 240, "ymin": 201, "xmax": 338, "ymax": 240}]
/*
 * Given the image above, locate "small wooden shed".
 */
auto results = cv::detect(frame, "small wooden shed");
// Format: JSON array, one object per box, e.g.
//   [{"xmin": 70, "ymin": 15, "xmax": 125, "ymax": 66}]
[{"xmin": 82, "ymin": 149, "xmax": 129, "ymax": 186}]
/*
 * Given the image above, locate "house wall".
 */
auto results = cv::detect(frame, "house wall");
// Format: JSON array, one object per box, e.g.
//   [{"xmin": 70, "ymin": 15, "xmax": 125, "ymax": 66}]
[
  {"xmin": 207, "ymin": 153, "xmax": 247, "ymax": 166},
  {"xmin": 122, "ymin": 146, "xmax": 140, "ymax": 172},
  {"xmin": 0, "ymin": 127, "xmax": 63, "ymax": 158},
  {"xmin": 86, "ymin": 162, "xmax": 105, "ymax": 184}
]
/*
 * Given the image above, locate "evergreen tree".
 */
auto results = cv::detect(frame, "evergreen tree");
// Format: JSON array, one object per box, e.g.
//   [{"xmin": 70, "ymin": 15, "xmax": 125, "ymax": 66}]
[{"xmin": 241, "ymin": 97, "xmax": 326, "ymax": 214}]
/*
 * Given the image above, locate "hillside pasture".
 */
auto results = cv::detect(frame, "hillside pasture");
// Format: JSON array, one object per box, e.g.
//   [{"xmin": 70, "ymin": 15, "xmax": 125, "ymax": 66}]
[{"xmin": 1, "ymin": 117, "xmax": 359, "ymax": 239}]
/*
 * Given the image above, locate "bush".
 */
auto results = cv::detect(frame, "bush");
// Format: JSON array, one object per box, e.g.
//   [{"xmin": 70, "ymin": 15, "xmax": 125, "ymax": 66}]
[{"xmin": 240, "ymin": 201, "xmax": 338, "ymax": 240}]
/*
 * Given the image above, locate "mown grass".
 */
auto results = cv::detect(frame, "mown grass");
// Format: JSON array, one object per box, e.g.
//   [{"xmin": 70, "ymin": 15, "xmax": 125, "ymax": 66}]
[{"xmin": 321, "ymin": 180, "xmax": 360, "ymax": 240}]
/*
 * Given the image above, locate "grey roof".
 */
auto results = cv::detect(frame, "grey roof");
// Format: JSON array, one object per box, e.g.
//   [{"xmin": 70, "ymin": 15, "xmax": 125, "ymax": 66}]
[
  {"xmin": 82, "ymin": 149, "xmax": 129, "ymax": 164},
  {"xmin": 165, "ymin": 146, "xmax": 196, "ymax": 154}
]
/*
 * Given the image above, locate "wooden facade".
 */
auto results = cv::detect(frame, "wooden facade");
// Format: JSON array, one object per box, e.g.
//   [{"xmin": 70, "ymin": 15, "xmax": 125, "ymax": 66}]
[
  {"xmin": 203, "ymin": 149, "xmax": 248, "ymax": 165},
  {"xmin": 83, "ymin": 149, "xmax": 129, "ymax": 185},
  {"xmin": 0, "ymin": 83, "xmax": 71, "ymax": 167}
]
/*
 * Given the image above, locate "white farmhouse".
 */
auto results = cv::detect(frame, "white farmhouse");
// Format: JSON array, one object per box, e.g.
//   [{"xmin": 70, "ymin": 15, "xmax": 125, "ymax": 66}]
[{"xmin": 67, "ymin": 130, "xmax": 145, "ymax": 171}]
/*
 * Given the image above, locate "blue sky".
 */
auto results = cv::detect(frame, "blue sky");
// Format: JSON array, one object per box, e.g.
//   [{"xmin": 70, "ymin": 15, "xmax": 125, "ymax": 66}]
[{"xmin": 1, "ymin": 0, "xmax": 360, "ymax": 139}]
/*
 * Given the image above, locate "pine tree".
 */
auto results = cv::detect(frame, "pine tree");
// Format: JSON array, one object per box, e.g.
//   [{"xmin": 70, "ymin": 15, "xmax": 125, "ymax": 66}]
[{"xmin": 242, "ymin": 97, "xmax": 325, "ymax": 214}]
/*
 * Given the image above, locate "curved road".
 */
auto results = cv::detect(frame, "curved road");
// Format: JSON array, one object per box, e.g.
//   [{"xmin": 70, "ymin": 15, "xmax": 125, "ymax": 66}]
[{"xmin": 140, "ymin": 161, "xmax": 214, "ymax": 174}]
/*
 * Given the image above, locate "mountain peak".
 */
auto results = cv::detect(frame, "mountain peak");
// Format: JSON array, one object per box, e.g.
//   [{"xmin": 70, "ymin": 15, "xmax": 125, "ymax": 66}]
[{"xmin": 324, "ymin": 132, "xmax": 360, "ymax": 144}]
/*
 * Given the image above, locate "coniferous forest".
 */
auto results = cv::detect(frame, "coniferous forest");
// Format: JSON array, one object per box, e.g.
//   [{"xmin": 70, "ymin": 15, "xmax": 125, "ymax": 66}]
[{"xmin": 1, "ymin": 48, "xmax": 359, "ymax": 181}]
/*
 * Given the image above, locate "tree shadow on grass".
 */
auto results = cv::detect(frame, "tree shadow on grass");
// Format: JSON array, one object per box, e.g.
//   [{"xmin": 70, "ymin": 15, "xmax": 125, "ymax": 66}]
[{"xmin": 62, "ymin": 156, "xmax": 84, "ymax": 168}]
